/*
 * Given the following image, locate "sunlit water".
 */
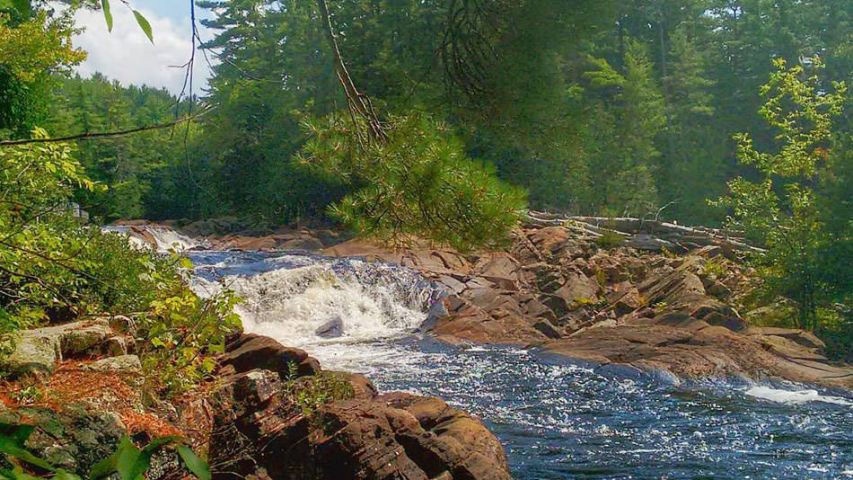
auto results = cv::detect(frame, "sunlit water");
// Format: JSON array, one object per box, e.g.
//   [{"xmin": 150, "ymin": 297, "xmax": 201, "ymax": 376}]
[{"xmin": 179, "ymin": 246, "xmax": 853, "ymax": 479}]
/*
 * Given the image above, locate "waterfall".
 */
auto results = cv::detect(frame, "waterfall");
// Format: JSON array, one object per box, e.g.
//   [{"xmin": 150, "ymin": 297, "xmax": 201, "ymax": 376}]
[
  {"xmin": 191, "ymin": 253, "xmax": 444, "ymax": 350},
  {"xmin": 104, "ymin": 224, "xmax": 203, "ymax": 252}
]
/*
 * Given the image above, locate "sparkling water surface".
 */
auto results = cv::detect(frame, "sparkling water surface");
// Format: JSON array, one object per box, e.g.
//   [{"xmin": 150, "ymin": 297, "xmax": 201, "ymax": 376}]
[{"xmin": 188, "ymin": 249, "xmax": 853, "ymax": 480}]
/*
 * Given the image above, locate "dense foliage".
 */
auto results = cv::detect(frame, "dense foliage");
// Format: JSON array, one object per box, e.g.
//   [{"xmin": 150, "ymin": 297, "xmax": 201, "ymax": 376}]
[
  {"xmin": 300, "ymin": 113, "xmax": 525, "ymax": 250},
  {"xmin": 717, "ymin": 59, "xmax": 849, "ymax": 355},
  {"xmin": 46, "ymin": 74, "xmax": 204, "ymax": 221},
  {"xmin": 161, "ymin": 0, "xmax": 847, "ymax": 228},
  {"xmin": 0, "ymin": 2, "xmax": 240, "ymax": 393},
  {"xmin": 35, "ymin": 1, "xmax": 849, "ymax": 232},
  {"xmin": 0, "ymin": 1, "xmax": 850, "ymax": 353}
]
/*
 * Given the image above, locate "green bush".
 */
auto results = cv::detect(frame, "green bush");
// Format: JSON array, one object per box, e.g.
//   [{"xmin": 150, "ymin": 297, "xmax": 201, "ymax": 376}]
[
  {"xmin": 713, "ymin": 59, "xmax": 847, "ymax": 332},
  {"xmin": 0, "ymin": 424, "xmax": 211, "ymax": 480},
  {"xmin": 817, "ymin": 305, "xmax": 852, "ymax": 362},
  {"xmin": 0, "ymin": 137, "xmax": 241, "ymax": 393},
  {"xmin": 300, "ymin": 112, "xmax": 526, "ymax": 251},
  {"xmin": 283, "ymin": 367, "xmax": 355, "ymax": 429},
  {"xmin": 594, "ymin": 230, "xmax": 626, "ymax": 249}
]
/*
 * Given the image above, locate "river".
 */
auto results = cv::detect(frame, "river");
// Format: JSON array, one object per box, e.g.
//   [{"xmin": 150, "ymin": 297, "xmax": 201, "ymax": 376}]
[{"xmin": 109, "ymin": 226, "xmax": 852, "ymax": 479}]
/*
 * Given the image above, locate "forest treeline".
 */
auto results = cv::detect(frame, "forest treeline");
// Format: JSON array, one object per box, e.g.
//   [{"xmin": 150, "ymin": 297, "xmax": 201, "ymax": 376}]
[
  {"xmin": 40, "ymin": 0, "xmax": 851, "ymax": 228},
  {"xmin": 0, "ymin": 0, "xmax": 849, "ymax": 348}
]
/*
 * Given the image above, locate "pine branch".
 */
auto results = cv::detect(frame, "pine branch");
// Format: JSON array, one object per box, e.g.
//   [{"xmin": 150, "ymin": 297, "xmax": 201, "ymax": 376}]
[{"xmin": 0, "ymin": 107, "xmax": 214, "ymax": 147}]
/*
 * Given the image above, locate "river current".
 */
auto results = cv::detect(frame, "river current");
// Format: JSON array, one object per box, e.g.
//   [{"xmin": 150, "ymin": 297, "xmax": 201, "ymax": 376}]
[{"xmin": 112, "ymin": 227, "xmax": 853, "ymax": 479}]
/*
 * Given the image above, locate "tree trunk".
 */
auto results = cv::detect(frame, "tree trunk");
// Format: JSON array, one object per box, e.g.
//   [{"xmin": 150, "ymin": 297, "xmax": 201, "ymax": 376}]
[{"xmin": 315, "ymin": 0, "xmax": 386, "ymax": 143}]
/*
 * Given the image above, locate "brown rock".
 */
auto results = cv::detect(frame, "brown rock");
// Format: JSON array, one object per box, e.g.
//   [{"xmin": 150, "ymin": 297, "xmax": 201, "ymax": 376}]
[
  {"xmin": 528, "ymin": 226, "xmax": 569, "ymax": 255},
  {"xmin": 220, "ymin": 334, "xmax": 320, "ymax": 378},
  {"xmin": 639, "ymin": 268, "xmax": 705, "ymax": 305},
  {"xmin": 198, "ymin": 336, "xmax": 511, "ymax": 480},
  {"xmin": 747, "ymin": 327, "xmax": 826, "ymax": 350},
  {"xmin": 279, "ymin": 237, "xmax": 324, "ymax": 250},
  {"xmin": 523, "ymin": 298, "xmax": 557, "ymax": 322},
  {"xmin": 533, "ymin": 320, "xmax": 562, "ymax": 339},
  {"xmin": 555, "ymin": 270, "xmax": 600, "ymax": 304}
]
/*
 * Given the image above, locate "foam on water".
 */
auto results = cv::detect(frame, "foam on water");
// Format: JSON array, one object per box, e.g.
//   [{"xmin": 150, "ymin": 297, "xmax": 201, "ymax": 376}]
[
  {"xmin": 745, "ymin": 385, "xmax": 853, "ymax": 406},
  {"xmin": 101, "ymin": 225, "xmax": 149, "ymax": 250},
  {"xmin": 190, "ymin": 252, "xmax": 442, "ymax": 367},
  {"xmin": 145, "ymin": 227, "xmax": 200, "ymax": 251},
  {"xmin": 104, "ymin": 225, "xmax": 201, "ymax": 252}
]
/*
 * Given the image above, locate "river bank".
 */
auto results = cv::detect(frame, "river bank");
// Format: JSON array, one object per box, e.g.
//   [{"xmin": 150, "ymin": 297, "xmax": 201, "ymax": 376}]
[
  {"xmin": 157, "ymin": 216, "xmax": 852, "ymax": 391},
  {"xmin": 2, "ymin": 219, "xmax": 850, "ymax": 478}
]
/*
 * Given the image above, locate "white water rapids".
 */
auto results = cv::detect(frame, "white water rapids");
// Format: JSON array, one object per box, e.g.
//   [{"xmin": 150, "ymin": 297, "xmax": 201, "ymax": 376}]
[
  {"xmin": 103, "ymin": 224, "xmax": 202, "ymax": 252},
  {"xmin": 186, "ymin": 249, "xmax": 445, "ymax": 369}
]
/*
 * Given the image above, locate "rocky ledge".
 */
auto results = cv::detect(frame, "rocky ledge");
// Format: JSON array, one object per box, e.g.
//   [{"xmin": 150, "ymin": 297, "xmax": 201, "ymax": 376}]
[
  {"xmin": 1, "ymin": 330, "xmax": 510, "ymax": 480},
  {"xmin": 322, "ymin": 222, "xmax": 852, "ymax": 390}
]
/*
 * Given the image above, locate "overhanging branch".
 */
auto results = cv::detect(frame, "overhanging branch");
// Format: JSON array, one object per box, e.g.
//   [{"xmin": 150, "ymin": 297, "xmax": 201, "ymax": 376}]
[{"xmin": 0, "ymin": 107, "xmax": 214, "ymax": 147}]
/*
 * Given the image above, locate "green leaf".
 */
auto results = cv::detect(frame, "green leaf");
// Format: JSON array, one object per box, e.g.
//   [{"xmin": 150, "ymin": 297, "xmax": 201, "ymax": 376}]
[
  {"xmin": 178, "ymin": 257, "xmax": 193, "ymax": 269},
  {"xmin": 4, "ymin": 0, "xmax": 31, "ymax": 18},
  {"xmin": 0, "ymin": 437, "xmax": 55, "ymax": 472},
  {"xmin": 140, "ymin": 435, "xmax": 182, "ymax": 455},
  {"xmin": 101, "ymin": 0, "xmax": 113, "ymax": 32},
  {"xmin": 1, "ymin": 465, "xmax": 40, "ymax": 480},
  {"xmin": 0, "ymin": 424, "xmax": 34, "ymax": 447},
  {"xmin": 114, "ymin": 437, "xmax": 141, "ymax": 480},
  {"xmin": 88, "ymin": 451, "xmax": 117, "ymax": 480},
  {"xmin": 53, "ymin": 470, "xmax": 82, "ymax": 480},
  {"xmin": 132, "ymin": 10, "xmax": 153, "ymax": 44},
  {"xmin": 176, "ymin": 445, "xmax": 210, "ymax": 480}
]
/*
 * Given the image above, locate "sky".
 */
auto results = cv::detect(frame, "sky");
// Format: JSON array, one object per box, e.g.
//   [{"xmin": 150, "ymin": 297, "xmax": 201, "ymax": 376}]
[{"xmin": 72, "ymin": 0, "xmax": 217, "ymax": 95}]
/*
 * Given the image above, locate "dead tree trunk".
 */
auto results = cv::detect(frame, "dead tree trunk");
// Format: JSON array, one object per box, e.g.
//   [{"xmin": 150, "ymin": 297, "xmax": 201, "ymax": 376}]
[{"xmin": 315, "ymin": 0, "xmax": 386, "ymax": 144}]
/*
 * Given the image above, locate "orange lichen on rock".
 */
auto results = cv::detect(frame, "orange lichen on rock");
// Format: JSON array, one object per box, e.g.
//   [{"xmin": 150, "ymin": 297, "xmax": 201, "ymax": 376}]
[
  {"xmin": 0, "ymin": 360, "xmax": 186, "ymax": 439},
  {"xmin": 118, "ymin": 409, "xmax": 183, "ymax": 437}
]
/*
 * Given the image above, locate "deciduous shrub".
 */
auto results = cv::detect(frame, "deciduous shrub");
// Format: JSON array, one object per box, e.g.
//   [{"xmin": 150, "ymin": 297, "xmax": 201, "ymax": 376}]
[{"xmin": 0, "ymin": 137, "xmax": 241, "ymax": 393}]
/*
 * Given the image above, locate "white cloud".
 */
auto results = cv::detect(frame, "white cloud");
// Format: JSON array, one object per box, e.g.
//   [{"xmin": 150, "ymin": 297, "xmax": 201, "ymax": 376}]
[{"xmin": 72, "ymin": 6, "xmax": 215, "ymax": 95}]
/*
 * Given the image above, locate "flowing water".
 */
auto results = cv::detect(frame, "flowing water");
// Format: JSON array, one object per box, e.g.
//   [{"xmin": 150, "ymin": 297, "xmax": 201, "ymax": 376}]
[{"xmin": 115, "ymin": 228, "xmax": 853, "ymax": 479}]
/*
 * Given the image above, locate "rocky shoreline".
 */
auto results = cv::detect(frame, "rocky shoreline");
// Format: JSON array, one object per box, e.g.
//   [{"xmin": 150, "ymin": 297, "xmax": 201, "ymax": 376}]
[
  {"xmin": 123, "ymin": 217, "xmax": 852, "ymax": 389},
  {"xmin": 1, "ymin": 330, "xmax": 510, "ymax": 479},
  {"xmin": 2, "ymin": 217, "xmax": 850, "ymax": 479},
  {"xmin": 320, "ymin": 224, "xmax": 851, "ymax": 390}
]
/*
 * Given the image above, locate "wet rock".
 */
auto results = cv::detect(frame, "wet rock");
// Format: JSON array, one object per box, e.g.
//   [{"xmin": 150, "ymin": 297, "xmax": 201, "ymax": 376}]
[
  {"xmin": 197, "ymin": 337, "xmax": 511, "ymax": 480},
  {"xmin": 220, "ymin": 333, "xmax": 320, "ymax": 378},
  {"xmin": 315, "ymin": 317, "xmax": 344, "ymax": 338},
  {"xmin": 420, "ymin": 297, "xmax": 451, "ymax": 332},
  {"xmin": 279, "ymin": 237, "xmax": 324, "ymax": 251},
  {"xmin": 315, "ymin": 224, "xmax": 853, "ymax": 389}
]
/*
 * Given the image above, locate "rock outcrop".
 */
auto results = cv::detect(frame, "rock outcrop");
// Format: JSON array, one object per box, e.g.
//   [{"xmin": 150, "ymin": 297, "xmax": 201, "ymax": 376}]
[
  {"xmin": 0, "ymin": 331, "xmax": 510, "ymax": 480},
  {"xmin": 323, "ymin": 223, "xmax": 853, "ymax": 390},
  {"xmin": 183, "ymin": 333, "xmax": 511, "ymax": 480},
  {"xmin": 0, "ymin": 318, "xmax": 131, "ymax": 378}
]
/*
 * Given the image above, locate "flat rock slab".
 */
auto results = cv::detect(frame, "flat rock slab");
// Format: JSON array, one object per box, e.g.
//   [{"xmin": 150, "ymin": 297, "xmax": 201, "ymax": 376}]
[
  {"xmin": 1, "ymin": 319, "xmax": 113, "ymax": 377},
  {"xmin": 543, "ymin": 324, "xmax": 853, "ymax": 389}
]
